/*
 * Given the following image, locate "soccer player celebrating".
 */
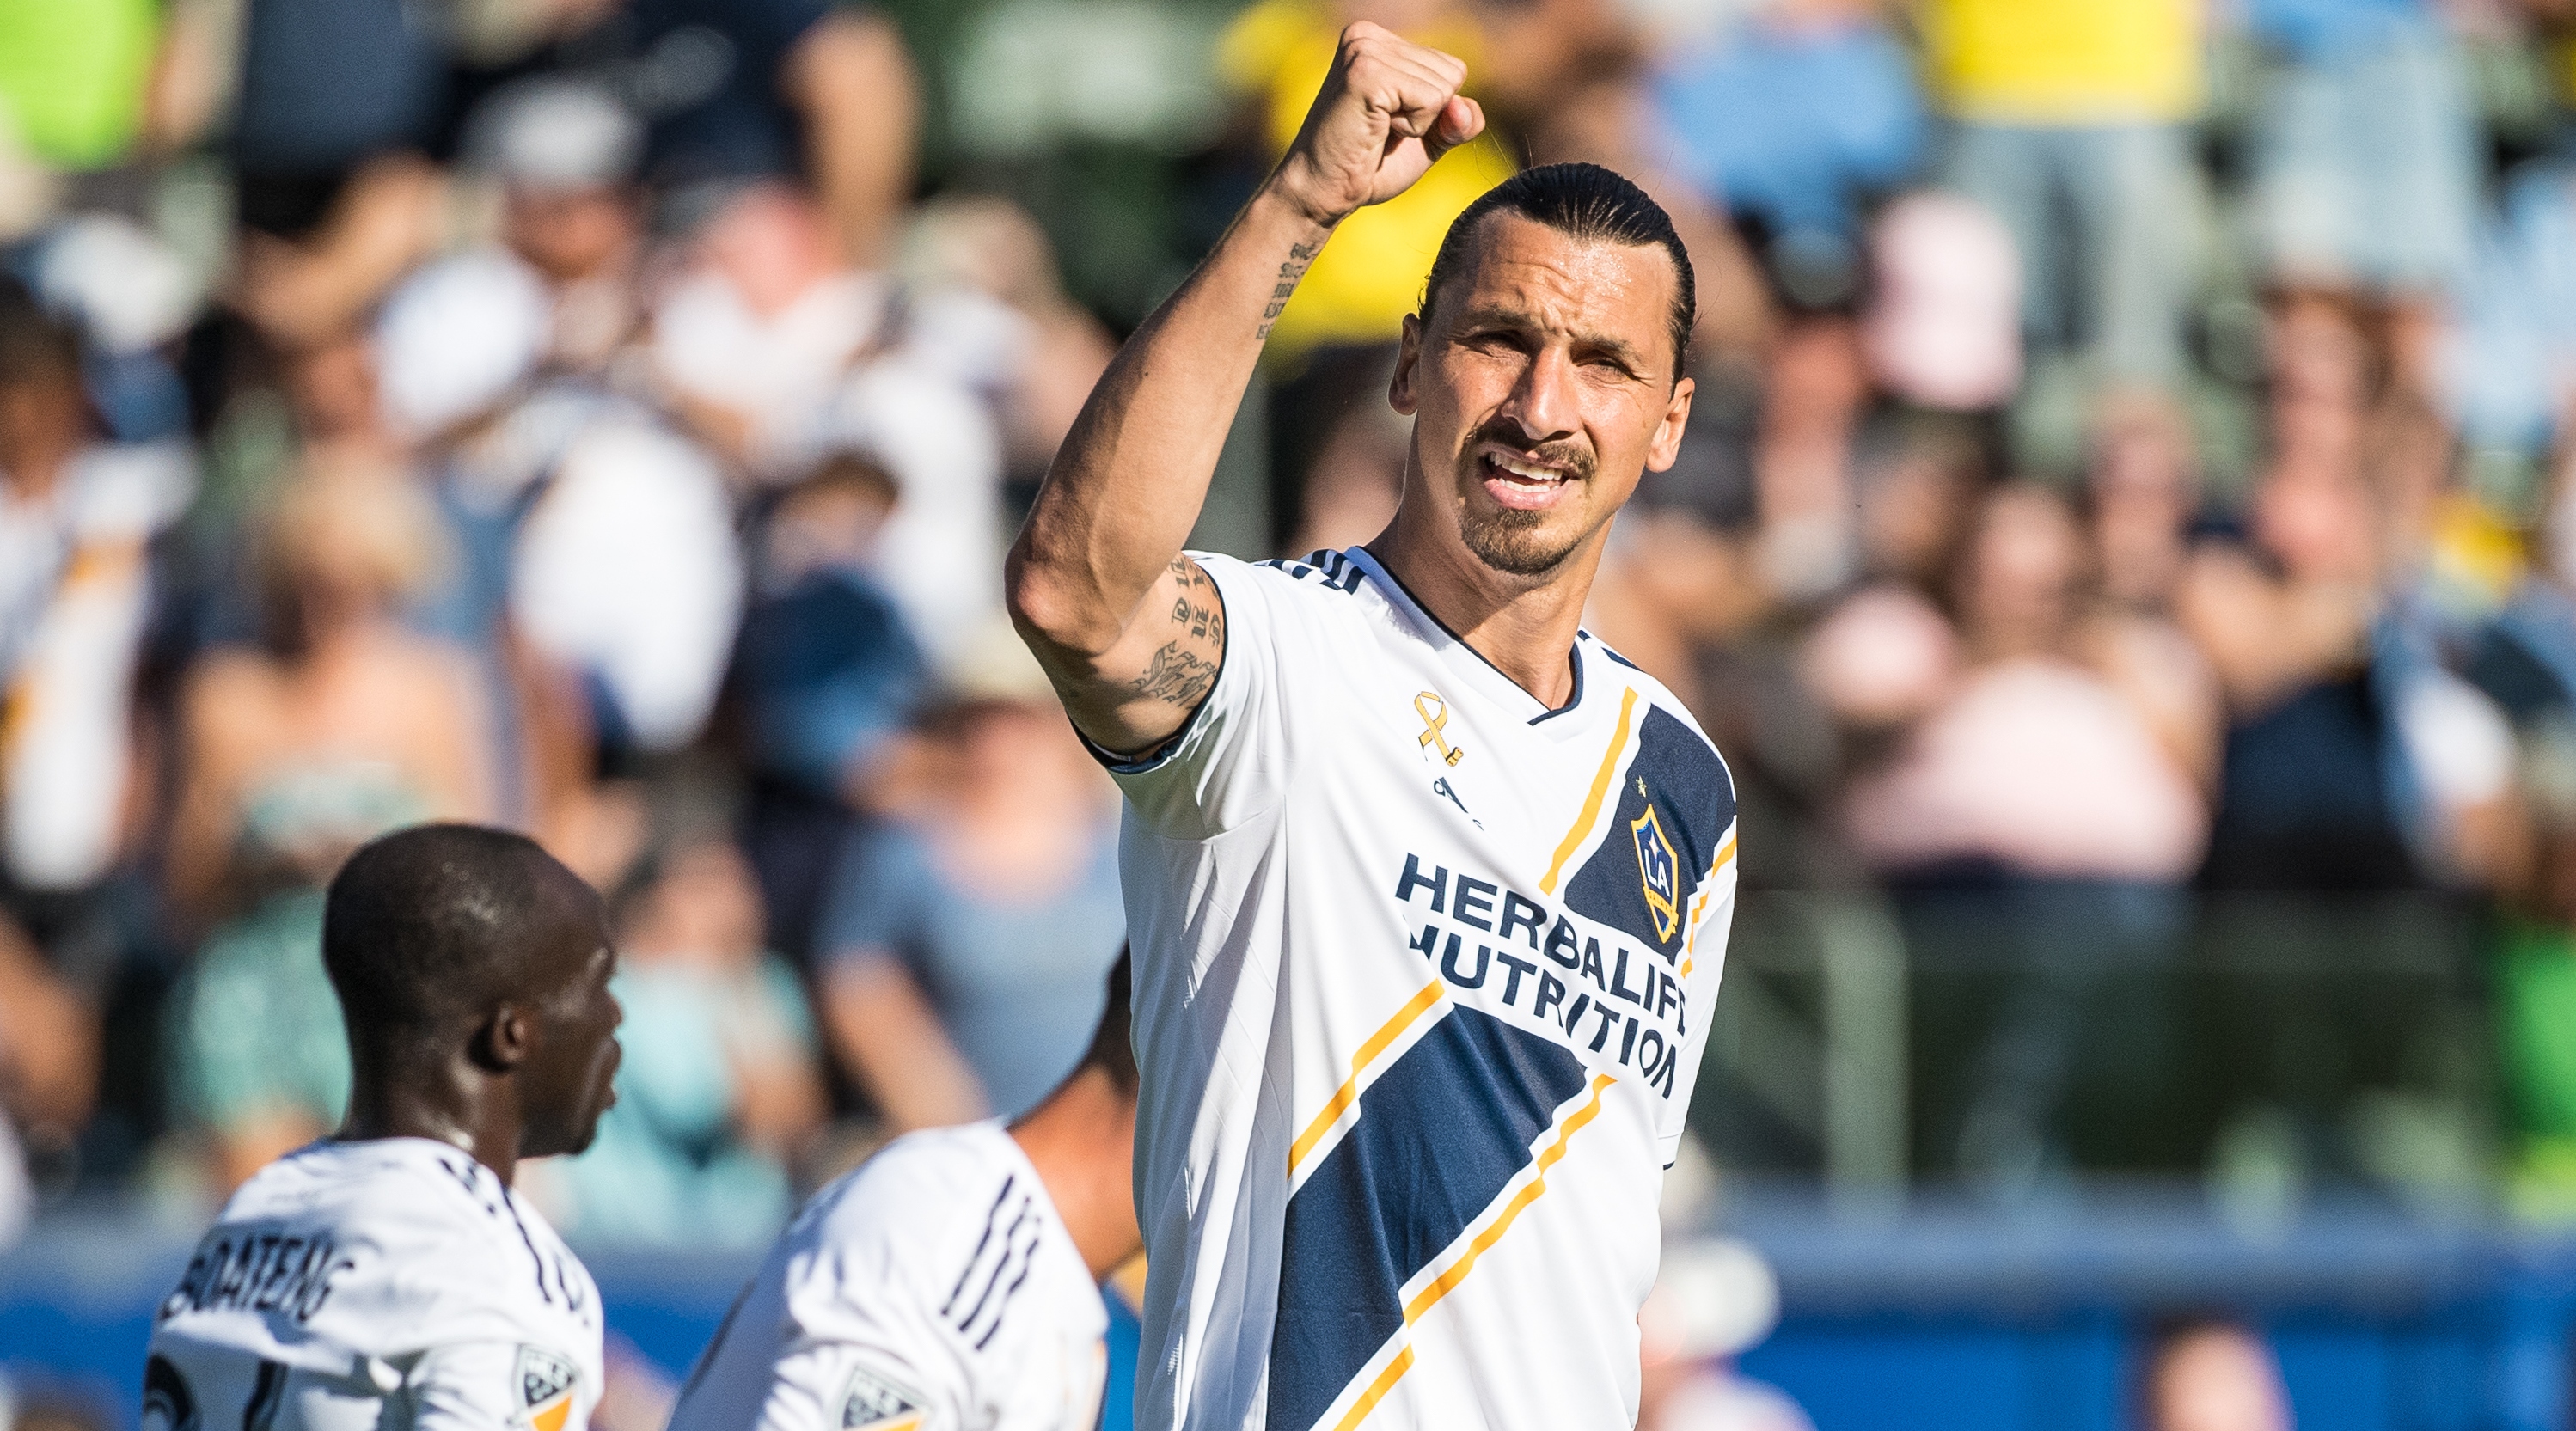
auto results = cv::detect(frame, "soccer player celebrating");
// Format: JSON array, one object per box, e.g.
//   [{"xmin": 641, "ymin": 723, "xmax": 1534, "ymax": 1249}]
[
  {"xmin": 667, "ymin": 954, "xmax": 1142, "ymax": 1431},
  {"xmin": 145, "ymin": 825, "xmax": 623, "ymax": 1431},
  {"xmin": 1006, "ymin": 21, "xmax": 1740, "ymax": 1431}
]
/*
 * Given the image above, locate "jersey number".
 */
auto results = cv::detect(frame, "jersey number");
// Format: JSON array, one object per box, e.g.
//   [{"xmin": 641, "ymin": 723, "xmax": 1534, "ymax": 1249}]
[{"xmin": 142, "ymin": 1355, "xmax": 285, "ymax": 1431}]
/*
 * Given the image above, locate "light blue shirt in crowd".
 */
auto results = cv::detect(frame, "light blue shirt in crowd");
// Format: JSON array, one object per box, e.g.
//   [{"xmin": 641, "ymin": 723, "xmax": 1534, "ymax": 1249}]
[{"xmin": 820, "ymin": 820, "xmax": 1126, "ymax": 1119}]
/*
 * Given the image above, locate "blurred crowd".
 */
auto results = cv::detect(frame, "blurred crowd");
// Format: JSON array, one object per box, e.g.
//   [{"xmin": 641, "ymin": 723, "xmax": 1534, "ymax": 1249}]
[{"xmin": 15, "ymin": 0, "xmax": 2576, "ymax": 1268}]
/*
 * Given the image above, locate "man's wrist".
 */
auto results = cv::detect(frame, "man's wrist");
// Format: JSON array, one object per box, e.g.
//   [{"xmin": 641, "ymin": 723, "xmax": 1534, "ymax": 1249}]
[
  {"xmin": 1257, "ymin": 156, "xmax": 1351, "ymax": 237},
  {"xmin": 1239, "ymin": 184, "xmax": 1337, "ymax": 342}
]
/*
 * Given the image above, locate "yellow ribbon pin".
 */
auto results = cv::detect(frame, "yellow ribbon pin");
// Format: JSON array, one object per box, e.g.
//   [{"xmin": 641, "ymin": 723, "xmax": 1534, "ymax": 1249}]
[{"xmin": 1416, "ymin": 691, "xmax": 1465, "ymax": 767}]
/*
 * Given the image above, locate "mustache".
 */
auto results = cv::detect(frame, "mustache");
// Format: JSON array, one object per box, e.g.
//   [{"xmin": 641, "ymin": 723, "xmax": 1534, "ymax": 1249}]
[{"xmin": 1464, "ymin": 421, "xmax": 1595, "ymax": 481}]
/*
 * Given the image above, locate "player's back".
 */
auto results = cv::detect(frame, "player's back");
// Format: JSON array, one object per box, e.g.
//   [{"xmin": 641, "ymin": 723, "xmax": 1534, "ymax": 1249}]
[
  {"xmin": 670, "ymin": 1121, "xmax": 1108, "ymax": 1431},
  {"xmin": 146, "ymin": 1138, "xmax": 602, "ymax": 1431}
]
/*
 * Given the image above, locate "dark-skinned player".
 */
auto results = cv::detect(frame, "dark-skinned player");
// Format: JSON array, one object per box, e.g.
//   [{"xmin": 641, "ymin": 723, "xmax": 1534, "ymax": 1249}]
[{"xmin": 144, "ymin": 824, "xmax": 624, "ymax": 1431}]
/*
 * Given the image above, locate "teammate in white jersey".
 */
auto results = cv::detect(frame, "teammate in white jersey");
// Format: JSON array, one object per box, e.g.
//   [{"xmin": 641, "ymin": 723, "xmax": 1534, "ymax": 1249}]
[
  {"xmin": 147, "ymin": 825, "xmax": 625, "ymax": 1431},
  {"xmin": 668, "ymin": 953, "xmax": 1141, "ymax": 1431},
  {"xmin": 1007, "ymin": 23, "xmax": 1735, "ymax": 1431}
]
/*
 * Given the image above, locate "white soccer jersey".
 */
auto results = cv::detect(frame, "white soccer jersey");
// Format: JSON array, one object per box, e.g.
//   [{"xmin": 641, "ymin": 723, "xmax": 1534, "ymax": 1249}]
[
  {"xmin": 1109, "ymin": 547, "xmax": 1739, "ymax": 1431},
  {"xmin": 668, "ymin": 1122, "xmax": 1108, "ymax": 1431},
  {"xmin": 146, "ymin": 1139, "xmax": 603, "ymax": 1431}
]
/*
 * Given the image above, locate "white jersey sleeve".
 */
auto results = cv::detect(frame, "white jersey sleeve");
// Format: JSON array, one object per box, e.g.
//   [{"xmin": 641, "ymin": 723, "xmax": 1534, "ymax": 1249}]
[
  {"xmin": 669, "ymin": 1124, "xmax": 1107, "ymax": 1431},
  {"xmin": 145, "ymin": 1141, "xmax": 603, "ymax": 1431},
  {"xmin": 1101, "ymin": 551, "xmax": 1373, "ymax": 841},
  {"xmin": 406, "ymin": 1342, "xmax": 552, "ymax": 1431}
]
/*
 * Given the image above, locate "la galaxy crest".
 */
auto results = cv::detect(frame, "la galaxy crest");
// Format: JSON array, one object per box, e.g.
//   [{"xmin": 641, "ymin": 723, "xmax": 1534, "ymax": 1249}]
[
  {"xmin": 839, "ymin": 1365, "xmax": 926, "ymax": 1431},
  {"xmin": 515, "ymin": 1347, "xmax": 578, "ymax": 1431},
  {"xmin": 1631, "ymin": 801, "xmax": 1681, "ymax": 944}
]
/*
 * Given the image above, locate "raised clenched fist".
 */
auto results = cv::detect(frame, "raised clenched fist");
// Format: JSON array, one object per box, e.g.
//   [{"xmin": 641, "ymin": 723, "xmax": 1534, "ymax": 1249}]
[{"xmin": 1268, "ymin": 22, "xmax": 1486, "ymax": 229}]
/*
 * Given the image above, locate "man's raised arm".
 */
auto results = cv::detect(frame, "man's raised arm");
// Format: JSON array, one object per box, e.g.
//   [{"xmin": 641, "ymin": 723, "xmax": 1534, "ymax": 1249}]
[{"xmin": 1005, "ymin": 22, "xmax": 1483, "ymax": 757}]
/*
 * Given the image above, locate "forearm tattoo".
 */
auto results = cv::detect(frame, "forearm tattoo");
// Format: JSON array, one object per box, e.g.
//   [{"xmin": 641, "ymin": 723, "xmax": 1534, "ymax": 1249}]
[
  {"xmin": 1127, "ymin": 555, "xmax": 1227, "ymax": 708},
  {"xmin": 1257, "ymin": 240, "xmax": 1322, "ymax": 342}
]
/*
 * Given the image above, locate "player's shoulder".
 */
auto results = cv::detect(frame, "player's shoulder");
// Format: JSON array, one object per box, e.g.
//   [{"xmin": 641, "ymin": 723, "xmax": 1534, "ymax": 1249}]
[
  {"xmin": 176, "ymin": 1139, "xmax": 588, "ymax": 1344},
  {"xmin": 786, "ymin": 1122, "xmax": 1039, "ymax": 1303},
  {"xmin": 1239, "ymin": 547, "xmax": 1369, "ymax": 596},
  {"xmin": 1580, "ymin": 632, "xmax": 1735, "ymax": 810},
  {"xmin": 1187, "ymin": 547, "xmax": 1374, "ymax": 627}
]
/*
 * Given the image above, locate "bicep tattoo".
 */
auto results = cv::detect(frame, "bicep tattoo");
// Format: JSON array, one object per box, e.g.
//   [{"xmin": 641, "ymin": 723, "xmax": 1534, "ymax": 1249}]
[{"xmin": 1125, "ymin": 556, "xmax": 1227, "ymax": 709}]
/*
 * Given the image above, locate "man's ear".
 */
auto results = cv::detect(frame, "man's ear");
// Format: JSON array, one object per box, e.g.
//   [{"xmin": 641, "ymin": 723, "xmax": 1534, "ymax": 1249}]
[
  {"xmin": 1391, "ymin": 313, "xmax": 1423, "ymax": 416},
  {"xmin": 1644, "ymin": 374, "xmax": 1695, "ymax": 474},
  {"xmin": 471, "ymin": 1004, "xmax": 533, "ymax": 1074}
]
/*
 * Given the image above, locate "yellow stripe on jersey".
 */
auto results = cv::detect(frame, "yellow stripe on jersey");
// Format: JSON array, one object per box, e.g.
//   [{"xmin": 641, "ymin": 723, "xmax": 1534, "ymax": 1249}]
[
  {"xmin": 1288, "ymin": 980, "xmax": 1449, "ymax": 1177},
  {"xmin": 1331, "ymin": 1347, "xmax": 1416, "ymax": 1431},
  {"xmin": 1540, "ymin": 688, "xmax": 1639, "ymax": 896},
  {"xmin": 1400, "ymin": 1075, "xmax": 1614, "ymax": 1324},
  {"xmin": 1329, "ymin": 1074, "xmax": 1618, "ymax": 1428},
  {"xmin": 1678, "ymin": 828, "xmax": 1740, "ymax": 980}
]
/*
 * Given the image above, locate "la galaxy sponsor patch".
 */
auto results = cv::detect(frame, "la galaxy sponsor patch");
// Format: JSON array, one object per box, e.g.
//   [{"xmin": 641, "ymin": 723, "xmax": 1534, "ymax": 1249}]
[
  {"xmin": 1631, "ymin": 801, "xmax": 1680, "ymax": 943},
  {"xmin": 516, "ymin": 1347, "xmax": 578, "ymax": 1431},
  {"xmin": 839, "ymin": 1364, "xmax": 926, "ymax": 1431}
]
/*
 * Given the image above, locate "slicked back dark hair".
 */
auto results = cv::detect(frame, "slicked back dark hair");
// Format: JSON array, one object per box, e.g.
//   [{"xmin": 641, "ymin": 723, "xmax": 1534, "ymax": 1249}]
[
  {"xmin": 324, "ymin": 823, "xmax": 583, "ymax": 1034},
  {"xmin": 1077, "ymin": 948, "xmax": 1138, "ymax": 1095},
  {"xmin": 1418, "ymin": 162, "xmax": 1696, "ymax": 381}
]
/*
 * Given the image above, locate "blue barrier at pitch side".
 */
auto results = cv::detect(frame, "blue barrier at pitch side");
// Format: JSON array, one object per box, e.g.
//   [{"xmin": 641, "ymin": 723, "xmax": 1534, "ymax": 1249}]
[{"xmin": 9, "ymin": 1196, "xmax": 2576, "ymax": 1430}]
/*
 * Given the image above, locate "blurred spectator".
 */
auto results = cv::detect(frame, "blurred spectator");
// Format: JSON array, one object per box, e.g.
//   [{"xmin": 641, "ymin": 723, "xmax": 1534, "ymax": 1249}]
[
  {"xmin": 164, "ymin": 471, "xmax": 493, "ymax": 925},
  {"xmin": 652, "ymin": 183, "xmax": 1001, "ymax": 667},
  {"xmin": 817, "ymin": 624, "xmax": 1123, "ymax": 1129},
  {"xmin": 458, "ymin": 76, "xmax": 649, "ymax": 378},
  {"xmin": 1814, "ymin": 483, "xmax": 2214, "ymax": 1182},
  {"xmin": 2089, "ymin": 392, "xmax": 2206, "ymax": 615},
  {"xmin": 902, "ymin": 194, "xmax": 1120, "ymax": 498},
  {"xmin": 2136, "ymin": 1319, "xmax": 2294, "ymax": 1431},
  {"xmin": 2181, "ymin": 401, "xmax": 2516, "ymax": 890},
  {"xmin": 21, "ymin": 215, "xmax": 201, "ymax": 443},
  {"xmin": 1651, "ymin": 0, "xmax": 1925, "ymax": 316},
  {"xmin": 162, "ymin": 474, "xmax": 493, "ymax": 1192},
  {"xmin": 1, "ymin": 285, "xmax": 190, "ymax": 969},
  {"xmin": 543, "ymin": 826, "xmax": 823, "ymax": 1248},
  {"xmin": 0, "ymin": 916, "xmax": 96, "ymax": 1244},
  {"xmin": 734, "ymin": 450, "xmax": 930, "ymax": 966},
  {"xmin": 454, "ymin": 0, "xmax": 920, "ymax": 268},
  {"xmin": 1637, "ymin": 1240, "xmax": 1813, "ymax": 1431},
  {"xmin": 2243, "ymin": 0, "xmax": 2478, "ymax": 399},
  {"xmin": 1825, "ymin": 484, "xmax": 2213, "ymax": 885},
  {"xmin": 378, "ymin": 216, "xmax": 743, "ymax": 774},
  {"xmin": 1924, "ymin": 0, "xmax": 2203, "ymax": 387},
  {"xmin": 1863, "ymin": 191, "xmax": 2022, "ymax": 413},
  {"xmin": 220, "ymin": 0, "xmax": 450, "ymax": 352},
  {"xmin": 1283, "ymin": 346, "xmax": 1409, "ymax": 556}
]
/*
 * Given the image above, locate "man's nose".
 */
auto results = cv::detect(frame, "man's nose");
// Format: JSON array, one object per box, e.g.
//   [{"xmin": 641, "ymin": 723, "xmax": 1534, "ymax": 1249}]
[{"xmin": 1499, "ymin": 346, "xmax": 1580, "ymax": 443}]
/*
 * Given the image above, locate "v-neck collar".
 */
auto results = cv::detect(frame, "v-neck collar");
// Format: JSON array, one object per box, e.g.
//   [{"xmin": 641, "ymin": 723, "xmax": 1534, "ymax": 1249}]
[{"xmin": 1343, "ymin": 546, "xmax": 1594, "ymax": 733}]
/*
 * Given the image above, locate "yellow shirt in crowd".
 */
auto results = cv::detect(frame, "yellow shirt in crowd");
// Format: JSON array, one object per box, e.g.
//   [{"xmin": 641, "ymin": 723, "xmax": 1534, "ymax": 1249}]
[
  {"xmin": 1920, "ymin": 0, "xmax": 2203, "ymax": 126},
  {"xmin": 1218, "ymin": 0, "xmax": 1519, "ymax": 360}
]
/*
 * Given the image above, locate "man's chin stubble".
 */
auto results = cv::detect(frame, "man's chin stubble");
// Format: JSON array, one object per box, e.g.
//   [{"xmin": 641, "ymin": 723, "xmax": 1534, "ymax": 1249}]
[{"xmin": 1459, "ymin": 505, "xmax": 1585, "ymax": 578}]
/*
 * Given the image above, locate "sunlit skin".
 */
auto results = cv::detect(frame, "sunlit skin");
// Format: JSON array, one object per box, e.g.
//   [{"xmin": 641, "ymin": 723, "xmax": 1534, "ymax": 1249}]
[{"xmin": 1377, "ymin": 213, "xmax": 1693, "ymax": 704}]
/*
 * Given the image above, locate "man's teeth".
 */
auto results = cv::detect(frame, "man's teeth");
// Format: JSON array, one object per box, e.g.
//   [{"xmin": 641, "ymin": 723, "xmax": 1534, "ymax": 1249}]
[{"xmin": 1487, "ymin": 455, "xmax": 1564, "ymax": 483}]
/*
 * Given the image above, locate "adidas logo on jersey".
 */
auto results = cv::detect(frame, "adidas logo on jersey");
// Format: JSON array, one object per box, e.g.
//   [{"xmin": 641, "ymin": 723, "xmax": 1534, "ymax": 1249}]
[
  {"xmin": 516, "ymin": 1347, "xmax": 578, "ymax": 1431},
  {"xmin": 838, "ymin": 1365, "xmax": 925, "ymax": 1431}
]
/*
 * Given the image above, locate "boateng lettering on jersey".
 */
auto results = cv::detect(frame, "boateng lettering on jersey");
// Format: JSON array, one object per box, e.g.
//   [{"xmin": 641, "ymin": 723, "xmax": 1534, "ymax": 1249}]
[{"xmin": 159, "ymin": 1232, "xmax": 354, "ymax": 1324}]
